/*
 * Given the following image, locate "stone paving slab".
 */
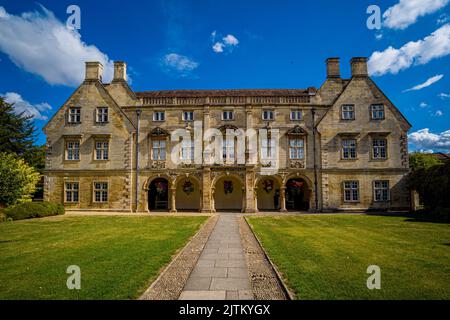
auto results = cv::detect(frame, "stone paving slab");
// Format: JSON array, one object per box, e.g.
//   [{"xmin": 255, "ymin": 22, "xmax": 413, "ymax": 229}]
[{"xmin": 179, "ymin": 291, "xmax": 226, "ymax": 300}]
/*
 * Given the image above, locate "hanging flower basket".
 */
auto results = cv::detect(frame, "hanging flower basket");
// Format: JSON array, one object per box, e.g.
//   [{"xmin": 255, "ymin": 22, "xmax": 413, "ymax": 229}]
[
  {"xmin": 155, "ymin": 181, "xmax": 167, "ymax": 195},
  {"xmin": 263, "ymin": 179, "xmax": 274, "ymax": 193},
  {"xmin": 224, "ymin": 180, "xmax": 233, "ymax": 194},
  {"xmin": 183, "ymin": 181, "xmax": 194, "ymax": 195}
]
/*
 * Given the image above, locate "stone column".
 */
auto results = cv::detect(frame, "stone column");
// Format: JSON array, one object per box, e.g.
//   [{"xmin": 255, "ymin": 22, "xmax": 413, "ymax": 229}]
[
  {"xmin": 211, "ymin": 187, "xmax": 216, "ymax": 213},
  {"xmin": 241, "ymin": 187, "xmax": 246, "ymax": 213},
  {"xmin": 280, "ymin": 186, "xmax": 287, "ymax": 212},
  {"xmin": 254, "ymin": 188, "xmax": 259, "ymax": 213},
  {"xmin": 170, "ymin": 187, "xmax": 177, "ymax": 213},
  {"xmin": 201, "ymin": 168, "xmax": 212, "ymax": 213},
  {"xmin": 244, "ymin": 169, "xmax": 257, "ymax": 213}
]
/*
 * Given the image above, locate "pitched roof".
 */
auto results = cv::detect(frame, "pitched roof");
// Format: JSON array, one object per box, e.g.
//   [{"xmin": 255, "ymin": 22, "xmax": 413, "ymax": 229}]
[{"xmin": 135, "ymin": 88, "xmax": 317, "ymax": 98}]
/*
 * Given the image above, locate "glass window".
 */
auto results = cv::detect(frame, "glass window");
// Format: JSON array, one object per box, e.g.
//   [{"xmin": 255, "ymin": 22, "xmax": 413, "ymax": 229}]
[
  {"xmin": 342, "ymin": 139, "xmax": 357, "ymax": 159},
  {"xmin": 95, "ymin": 141, "xmax": 109, "ymax": 160},
  {"xmin": 262, "ymin": 110, "xmax": 274, "ymax": 121},
  {"xmin": 153, "ymin": 111, "xmax": 165, "ymax": 121},
  {"xmin": 371, "ymin": 104, "xmax": 384, "ymax": 120},
  {"xmin": 66, "ymin": 140, "xmax": 80, "ymax": 160},
  {"xmin": 223, "ymin": 138, "xmax": 235, "ymax": 163},
  {"xmin": 261, "ymin": 137, "xmax": 275, "ymax": 160},
  {"xmin": 96, "ymin": 107, "xmax": 108, "ymax": 123},
  {"xmin": 152, "ymin": 139, "xmax": 166, "ymax": 160},
  {"xmin": 222, "ymin": 111, "xmax": 234, "ymax": 121},
  {"xmin": 374, "ymin": 180, "xmax": 390, "ymax": 201},
  {"xmin": 372, "ymin": 139, "xmax": 387, "ymax": 159},
  {"xmin": 290, "ymin": 110, "xmax": 302, "ymax": 121},
  {"xmin": 344, "ymin": 181, "xmax": 359, "ymax": 202},
  {"xmin": 183, "ymin": 111, "xmax": 194, "ymax": 121},
  {"xmin": 289, "ymin": 138, "xmax": 305, "ymax": 159},
  {"xmin": 68, "ymin": 108, "xmax": 81, "ymax": 123},
  {"xmin": 65, "ymin": 182, "xmax": 79, "ymax": 202},
  {"xmin": 94, "ymin": 182, "xmax": 108, "ymax": 202},
  {"xmin": 341, "ymin": 105, "xmax": 355, "ymax": 120},
  {"xmin": 181, "ymin": 138, "xmax": 194, "ymax": 161}
]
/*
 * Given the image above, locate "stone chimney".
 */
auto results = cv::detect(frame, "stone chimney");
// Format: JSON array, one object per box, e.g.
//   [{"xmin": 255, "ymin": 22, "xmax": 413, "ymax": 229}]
[
  {"xmin": 85, "ymin": 61, "xmax": 103, "ymax": 81},
  {"xmin": 113, "ymin": 61, "xmax": 127, "ymax": 82},
  {"xmin": 350, "ymin": 57, "xmax": 368, "ymax": 77},
  {"xmin": 326, "ymin": 57, "xmax": 340, "ymax": 78}
]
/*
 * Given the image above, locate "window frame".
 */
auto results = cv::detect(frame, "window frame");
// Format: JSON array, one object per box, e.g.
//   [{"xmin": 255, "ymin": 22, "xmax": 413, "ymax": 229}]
[
  {"xmin": 373, "ymin": 180, "xmax": 390, "ymax": 202},
  {"xmin": 372, "ymin": 138, "xmax": 388, "ymax": 160},
  {"xmin": 341, "ymin": 138, "xmax": 357, "ymax": 160},
  {"xmin": 96, "ymin": 107, "xmax": 109, "ymax": 123},
  {"xmin": 341, "ymin": 105, "xmax": 355, "ymax": 120},
  {"xmin": 343, "ymin": 181, "xmax": 360, "ymax": 203},
  {"xmin": 93, "ymin": 182, "xmax": 108, "ymax": 203},
  {"xmin": 180, "ymin": 137, "xmax": 194, "ymax": 161},
  {"xmin": 65, "ymin": 140, "xmax": 81, "ymax": 161},
  {"xmin": 222, "ymin": 110, "xmax": 234, "ymax": 121},
  {"xmin": 182, "ymin": 111, "xmax": 194, "ymax": 122},
  {"xmin": 288, "ymin": 137, "xmax": 305, "ymax": 160},
  {"xmin": 94, "ymin": 140, "xmax": 109, "ymax": 161},
  {"xmin": 290, "ymin": 109, "xmax": 302, "ymax": 121},
  {"xmin": 371, "ymin": 104, "xmax": 385, "ymax": 120},
  {"xmin": 65, "ymin": 182, "xmax": 79, "ymax": 203},
  {"xmin": 153, "ymin": 111, "xmax": 165, "ymax": 122},
  {"xmin": 68, "ymin": 107, "xmax": 81, "ymax": 124},
  {"xmin": 151, "ymin": 138, "xmax": 167, "ymax": 161},
  {"xmin": 262, "ymin": 109, "xmax": 275, "ymax": 121}
]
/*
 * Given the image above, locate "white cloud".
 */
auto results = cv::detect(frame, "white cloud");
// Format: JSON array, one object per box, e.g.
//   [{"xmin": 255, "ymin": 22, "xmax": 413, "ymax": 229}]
[
  {"xmin": 2, "ymin": 92, "xmax": 51, "ymax": 120},
  {"xmin": 437, "ymin": 13, "xmax": 450, "ymax": 24},
  {"xmin": 409, "ymin": 128, "xmax": 450, "ymax": 151},
  {"xmin": 211, "ymin": 32, "xmax": 239, "ymax": 53},
  {"xmin": 420, "ymin": 102, "xmax": 428, "ymax": 108},
  {"xmin": 435, "ymin": 110, "xmax": 444, "ymax": 116},
  {"xmin": 383, "ymin": 0, "xmax": 450, "ymax": 30},
  {"xmin": 223, "ymin": 34, "xmax": 239, "ymax": 46},
  {"xmin": 404, "ymin": 74, "xmax": 444, "ymax": 92},
  {"xmin": 161, "ymin": 53, "xmax": 198, "ymax": 77},
  {"xmin": 439, "ymin": 92, "xmax": 450, "ymax": 98},
  {"xmin": 0, "ymin": 5, "xmax": 114, "ymax": 86},
  {"xmin": 368, "ymin": 24, "xmax": 450, "ymax": 76},
  {"xmin": 212, "ymin": 42, "xmax": 224, "ymax": 53}
]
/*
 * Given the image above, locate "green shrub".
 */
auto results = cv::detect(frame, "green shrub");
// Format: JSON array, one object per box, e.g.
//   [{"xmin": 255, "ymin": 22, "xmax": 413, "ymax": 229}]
[{"xmin": 4, "ymin": 202, "xmax": 65, "ymax": 221}]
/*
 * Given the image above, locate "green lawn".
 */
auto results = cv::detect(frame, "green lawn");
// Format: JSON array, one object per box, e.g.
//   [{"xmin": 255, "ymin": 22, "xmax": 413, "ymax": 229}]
[
  {"xmin": 247, "ymin": 214, "xmax": 450, "ymax": 300},
  {"xmin": 0, "ymin": 215, "xmax": 207, "ymax": 299}
]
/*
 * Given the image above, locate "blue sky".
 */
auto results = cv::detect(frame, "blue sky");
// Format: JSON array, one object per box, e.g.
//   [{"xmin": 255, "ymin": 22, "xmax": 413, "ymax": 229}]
[{"xmin": 0, "ymin": 0, "xmax": 449, "ymax": 151}]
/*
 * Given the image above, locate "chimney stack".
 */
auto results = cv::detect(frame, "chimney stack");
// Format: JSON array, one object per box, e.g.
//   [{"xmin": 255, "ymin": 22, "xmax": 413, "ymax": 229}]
[
  {"xmin": 113, "ymin": 61, "xmax": 127, "ymax": 82},
  {"xmin": 85, "ymin": 61, "xmax": 103, "ymax": 81},
  {"xmin": 350, "ymin": 57, "xmax": 368, "ymax": 77},
  {"xmin": 326, "ymin": 58, "xmax": 340, "ymax": 78}
]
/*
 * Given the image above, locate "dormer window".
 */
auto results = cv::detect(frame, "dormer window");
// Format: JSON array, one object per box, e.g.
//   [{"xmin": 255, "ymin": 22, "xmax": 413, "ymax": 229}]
[
  {"xmin": 371, "ymin": 104, "xmax": 385, "ymax": 120},
  {"xmin": 341, "ymin": 105, "xmax": 355, "ymax": 120},
  {"xmin": 96, "ymin": 107, "xmax": 108, "ymax": 123},
  {"xmin": 68, "ymin": 107, "xmax": 81, "ymax": 123}
]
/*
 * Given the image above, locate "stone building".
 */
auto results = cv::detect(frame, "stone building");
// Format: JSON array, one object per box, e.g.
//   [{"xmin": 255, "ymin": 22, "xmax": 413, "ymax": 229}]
[{"xmin": 43, "ymin": 57, "xmax": 411, "ymax": 212}]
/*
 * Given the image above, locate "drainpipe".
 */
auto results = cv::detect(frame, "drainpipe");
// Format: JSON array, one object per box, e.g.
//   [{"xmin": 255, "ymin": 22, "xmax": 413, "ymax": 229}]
[
  {"xmin": 135, "ymin": 108, "xmax": 142, "ymax": 212},
  {"xmin": 311, "ymin": 109, "xmax": 319, "ymax": 212}
]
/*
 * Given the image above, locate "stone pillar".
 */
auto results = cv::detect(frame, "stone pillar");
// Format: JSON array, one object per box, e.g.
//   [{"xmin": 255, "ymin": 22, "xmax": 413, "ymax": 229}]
[
  {"xmin": 170, "ymin": 187, "xmax": 177, "ymax": 213},
  {"xmin": 201, "ymin": 168, "xmax": 213, "ymax": 213},
  {"xmin": 211, "ymin": 187, "xmax": 216, "ymax": 213},
  {"xmin": 280, "ymin": 187, "xmax": 287, "ymax": 212},
  {"xmin": 244, "ymin": 169, "xmax": 257, "ymax": 213},
  {"xmin": 254, "ymin": 188, "xmax": 259, "ymax": 213}
]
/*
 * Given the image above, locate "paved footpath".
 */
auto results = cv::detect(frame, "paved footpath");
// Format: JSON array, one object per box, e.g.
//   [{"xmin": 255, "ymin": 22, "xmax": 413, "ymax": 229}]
[{"xmin": 179, "ymin": 213, "xmax": 253, "ymax": 300}]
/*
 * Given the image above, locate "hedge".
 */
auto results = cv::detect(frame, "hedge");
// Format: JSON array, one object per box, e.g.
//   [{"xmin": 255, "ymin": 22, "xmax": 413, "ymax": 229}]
[{"xmin": 4, "ymin": 202, "xmax": 65, "ymax": 221}]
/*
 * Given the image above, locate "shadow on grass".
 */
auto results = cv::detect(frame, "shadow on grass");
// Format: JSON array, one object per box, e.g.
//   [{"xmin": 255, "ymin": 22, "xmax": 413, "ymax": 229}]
[{"xmin": 366, "ymin": 211, "xmax": 450, "ymax": 224}]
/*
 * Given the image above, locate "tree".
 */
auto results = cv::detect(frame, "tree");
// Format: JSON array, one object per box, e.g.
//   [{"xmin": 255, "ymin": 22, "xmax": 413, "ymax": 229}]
[
  {"xmin": 0, "ymin": 152, "xmax": 40, "ymax": 207},
  {"xmin": 409, "ymin": 152, "xmax": 443, "ymax": 171},
  {"xmin": 0, "ymin": 96, "xmax": 36, "ymax": 157}
]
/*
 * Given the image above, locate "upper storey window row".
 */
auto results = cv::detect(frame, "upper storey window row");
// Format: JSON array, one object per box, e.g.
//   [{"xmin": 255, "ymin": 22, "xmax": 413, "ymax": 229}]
[
  {"xmin": 341, "ymin": 104, "xmax": 385, "ymax": 121},
  {"xmin": 67, "ymin": 107, "xmax": 109, "ymax": 124}
]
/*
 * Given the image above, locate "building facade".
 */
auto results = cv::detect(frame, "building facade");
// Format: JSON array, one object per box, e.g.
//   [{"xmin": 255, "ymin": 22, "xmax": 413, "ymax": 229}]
[{"xmin": 43, "ymin": 57, "xmax": 411, "ymax": 213}]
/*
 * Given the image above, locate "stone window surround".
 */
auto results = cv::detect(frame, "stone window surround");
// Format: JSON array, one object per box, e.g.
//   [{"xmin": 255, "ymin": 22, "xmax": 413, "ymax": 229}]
[
  {"xmin": 370, "ymin": 104, "xmax": 385, "ymax": 120},
  {"xmin": 67, "ymin": 107, "xmax": 81, "ymax": 124},
  {"xmin": 153, "ymin": 111, "xmax": 165, "ymax": 122},
  {"xmin": 95, "ymin": 107, "xmax": 109, "ymax": 124},
  {"xmin": 182, "ymin": 110, "xmax": 195, "ymax": 122},
  {"xmin": 222, "ymin": 110, "xmax": 234, "ymax": 121},
  {"xmin": 339, "ymin": 134, "xmax": 359, "ymax": 160},
  {"xmin": 93, "ymin": 181, "xmax": 109, "ymax": 203},
  {"xmin": 63, "ymin": 135, "xmax": 82, "ymax": 161},
  {"xmin": 371, "ymin": 136, "xmax": 388, "ymax": 160},
  {"xmin": 341, "ymin": 104, "xmax": 355, "ymax": 120},
  {"xmin": 290, "ymin": 109, "xmax": 303, "ymax": 121},
  {"xmin": 343, "ymin": 180, "xmax": 360, "ymax": 203},
  {"xmin": 64, "ymin": 181, "xmax": 79, "ymax": 203},
  {"xmin": 151, "ymin": 138, "xmax": 167, "ymax": 161},
  {"xmin": 262, "ymin": 109, "xmax": 275, "ymax": 121},
  {"xmin": 373, "ymin": 180, "xmax": 390, "ymax": 202}
]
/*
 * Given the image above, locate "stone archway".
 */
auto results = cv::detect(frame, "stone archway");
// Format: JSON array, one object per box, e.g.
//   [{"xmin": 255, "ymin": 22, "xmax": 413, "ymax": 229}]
[
  {"xmin": 175, "ymin": 176, "xmax": 201, "ymax": 212},
  {"xmin": 256, "ymin": 176, "xmax": 282, "ymax": 211},
  {"xmin": 285, "ymin": 178, "xmax": 310, "ymax": 211},
  {"xmin": 148, "ymin": 177, "xmax": 170, "ymax": 211},
  {"xmin": 213, "ymin": 175, "xmax": 244, "ymax": 212}
]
